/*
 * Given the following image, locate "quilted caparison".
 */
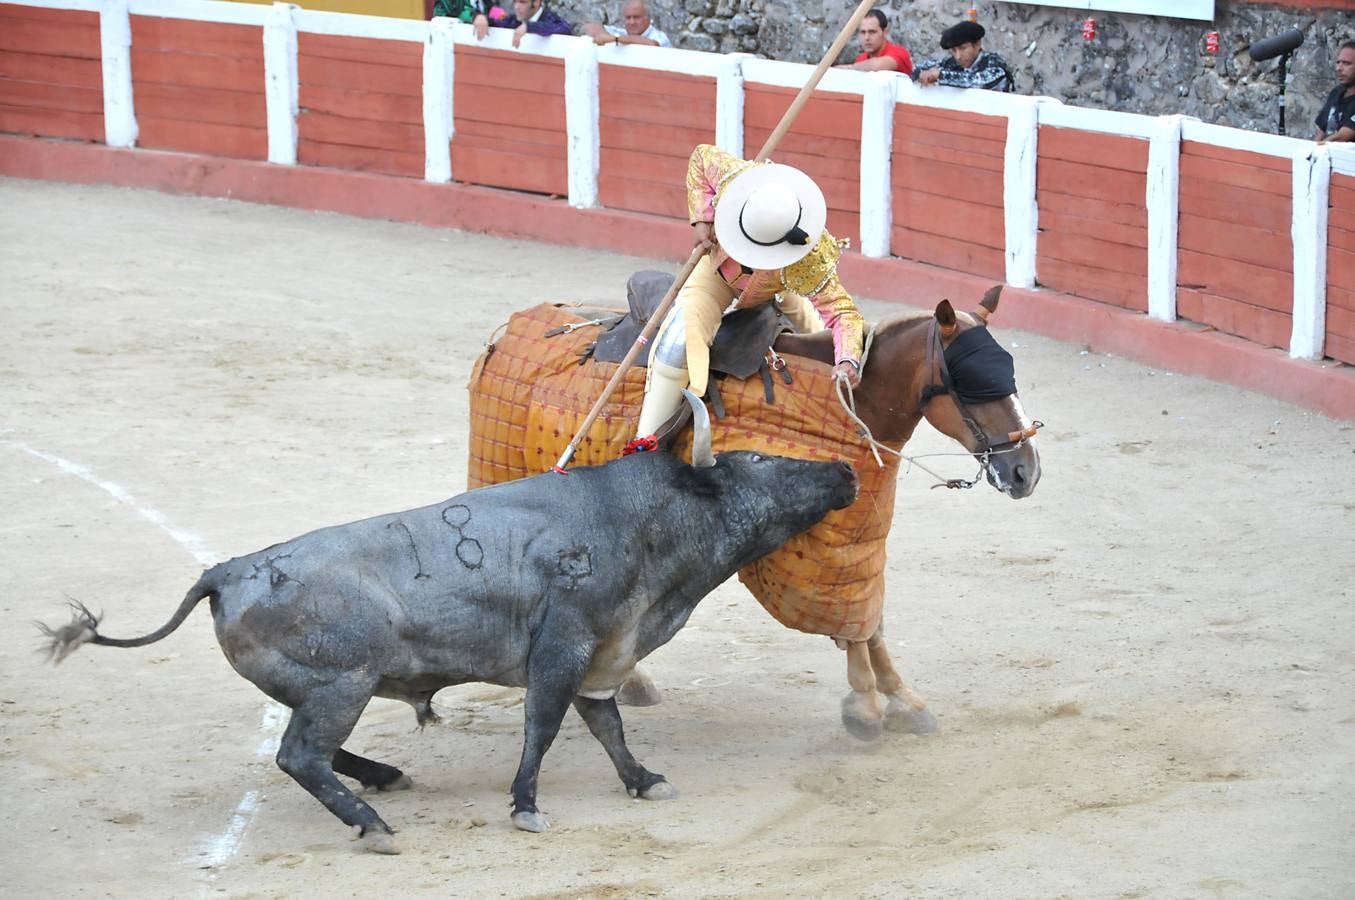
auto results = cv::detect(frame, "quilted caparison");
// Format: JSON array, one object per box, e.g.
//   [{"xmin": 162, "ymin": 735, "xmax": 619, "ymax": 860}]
[{"xmin": 467, "ymin": 303, "xmax": 902, "ymax": 641}]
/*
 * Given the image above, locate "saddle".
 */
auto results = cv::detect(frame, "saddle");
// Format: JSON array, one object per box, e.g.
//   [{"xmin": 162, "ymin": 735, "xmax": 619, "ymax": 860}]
[{"xmin": 585, "ymin": 270, "xmax": 796, "ymax": 413}]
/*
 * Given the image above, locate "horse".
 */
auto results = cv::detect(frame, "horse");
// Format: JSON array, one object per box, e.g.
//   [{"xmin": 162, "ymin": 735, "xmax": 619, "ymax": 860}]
[{"xmin": 465, "ymin": 283, "xmax": 1041, "ymax": 740}]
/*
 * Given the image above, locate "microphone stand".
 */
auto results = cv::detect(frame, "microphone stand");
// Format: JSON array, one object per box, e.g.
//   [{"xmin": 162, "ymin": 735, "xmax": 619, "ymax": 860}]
[{"xmin": 1276, "ymin": 50, "xmax": 1292, "ymax": 135}]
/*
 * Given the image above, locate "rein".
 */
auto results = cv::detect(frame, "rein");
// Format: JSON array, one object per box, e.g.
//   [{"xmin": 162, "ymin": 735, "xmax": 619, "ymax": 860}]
[{"xmin": 833, "ymin": 319, "xmax": 1041, "ymax": 490}]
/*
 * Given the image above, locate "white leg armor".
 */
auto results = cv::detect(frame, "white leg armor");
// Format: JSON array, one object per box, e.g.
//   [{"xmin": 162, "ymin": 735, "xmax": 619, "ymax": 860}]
[{"xmin": 636, "ymin": 306, "xmax": 690, "ymax": 437}]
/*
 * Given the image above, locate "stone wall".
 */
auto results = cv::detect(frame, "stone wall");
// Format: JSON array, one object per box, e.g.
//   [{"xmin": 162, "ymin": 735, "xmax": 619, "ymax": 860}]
[{"xmin": 557, "ymin": 0, "xmax": 1354, "ymax": 137}]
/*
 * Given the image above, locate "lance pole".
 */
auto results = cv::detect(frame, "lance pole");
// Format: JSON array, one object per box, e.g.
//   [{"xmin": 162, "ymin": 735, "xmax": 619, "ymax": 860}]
[{"xmin": 553, "ymin": 0, "xmax": 877, "ymax": 471}]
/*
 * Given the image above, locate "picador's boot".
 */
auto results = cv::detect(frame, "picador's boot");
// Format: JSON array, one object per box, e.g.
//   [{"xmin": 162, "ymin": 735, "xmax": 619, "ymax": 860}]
[{"xmin": 627, "ymin": 361, "xmax": 691, "ymax": 455}]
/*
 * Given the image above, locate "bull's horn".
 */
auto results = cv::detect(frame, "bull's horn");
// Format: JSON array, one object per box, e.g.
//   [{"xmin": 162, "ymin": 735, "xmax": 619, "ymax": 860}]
[{"xmin": 680, "ymin": 388, "xmax": 715, "ymax": 468}]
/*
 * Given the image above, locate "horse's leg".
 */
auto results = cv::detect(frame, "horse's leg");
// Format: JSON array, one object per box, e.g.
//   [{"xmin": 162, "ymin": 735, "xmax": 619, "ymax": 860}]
[
  {"xmin": 840, "ymin": 639, "xmax": 885, "ymax": 741},
  {"xmin": 867, "ymin": 627, "xmax": 938, "ymax": 735}
]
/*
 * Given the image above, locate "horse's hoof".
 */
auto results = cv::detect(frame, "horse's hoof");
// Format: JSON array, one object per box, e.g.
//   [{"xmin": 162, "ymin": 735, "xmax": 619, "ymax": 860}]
[
  {"xmin": 512, "ymin": 810, "xmax": 550, "ymax": 833},
  {"xmin": 840, "ymin": 692, "xmax": 885, "ymax": 742},
  {"xmin": 637, "ymin": 780, "xmax": 677, "ymax": 801},
  {"xmin": 616, "ymin": 670, "xmax": 663, "ymax": 707},
  {"xmin": 884, "ymin": 699, "xmax": 937, "ymax": 735},
  {"xmin": 354, "ymin": 827, "xmax": 400, "ymax": 855},
  {"xmin": 375, "ymin": 773, "xmax": 414, "ymax": 792}
]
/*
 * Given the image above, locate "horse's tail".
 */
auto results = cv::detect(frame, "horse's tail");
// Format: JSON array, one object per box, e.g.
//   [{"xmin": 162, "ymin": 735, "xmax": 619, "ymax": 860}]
[{"xmin": 36, "ymin": 568, "xmax": 220, "ymax": 664}]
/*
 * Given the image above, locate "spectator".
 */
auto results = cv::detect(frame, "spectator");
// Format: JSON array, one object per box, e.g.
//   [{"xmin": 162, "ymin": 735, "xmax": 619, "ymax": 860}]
[
  {"xmin": 582, "ymin": 0, "xmax": 671, "ymax": 48},
  {"xmin": 493, "ymin": 0, "xmax": 572, "ymax": 48},
  {"xmin": 835, "ymin": 9, "xmax": 912, "ymax": 75},
  {"xmin": 431, "ymin": 0, "xmax": 502, "ymax": 40},
  {"xmin": 913, "ymin": 21, "xmax": 1014, "ymax": 92},
  {"xmin": 1316, "ymin": 40, "xmax": 1355, "ymax": 144}
]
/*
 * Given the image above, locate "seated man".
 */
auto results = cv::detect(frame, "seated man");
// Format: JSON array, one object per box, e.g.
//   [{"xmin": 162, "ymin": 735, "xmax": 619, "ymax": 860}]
[
  {"xmin": 582, "ymin": 0, "xmax": 671, "ymax": 47},
  {"xmin": 492, "ymin": 0, "xmax": 572, "ymax": 47},
  {"xmin": 631, "ymin": 144, "xmax": 865, "ymax": 444},
  {"xmin": 913, "ymin": 21, "xmax": 1014, "ymax": 92},
  {"xmin": 835, "ymin": 9, "xmax": 912, "ymax": 75}
]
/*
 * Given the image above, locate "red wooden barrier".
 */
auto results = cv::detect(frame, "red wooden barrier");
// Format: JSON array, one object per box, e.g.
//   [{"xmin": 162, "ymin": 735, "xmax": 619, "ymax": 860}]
[
  {"xmin": 1036, "ymin": 126, "xmax": 1148, "ymax": 311},
  {"xmin": 0, "ymin": 3, "xmax": 102, "ymax": 142},
  {"xmin": 451, "ymin": 46, "xmax": 566, "ymax": 197},
  {"xmin": 747, "ymin": 85, "xmax": 861, "ymax": 246},
  {"xmin": 597, "ymin": 65, "xmax": 714, "ymax": 219},
  {"xmin": 1176, "ymin": 142, "xmax": 1294, "ymax": 351},
  {"xmin": 298, "ymin": 33, "xmax": 422, "ymax": 178},
  {"xmin": 1328, "ymin": 173, "xmax": 1355, "ymax": 365},
  {"xmin": 130, "ymin": 16, "xmax": 266, "ymax": 159},
  {"xmin": 890, "ymin": 105, "xmax": 1005, "ymax": 280}
]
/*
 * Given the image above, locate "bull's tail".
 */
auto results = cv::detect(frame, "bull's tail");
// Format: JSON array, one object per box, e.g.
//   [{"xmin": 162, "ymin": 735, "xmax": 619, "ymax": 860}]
[{"xmin": 37, "ymin": 569, "xmax": 219, "ymax": 664}]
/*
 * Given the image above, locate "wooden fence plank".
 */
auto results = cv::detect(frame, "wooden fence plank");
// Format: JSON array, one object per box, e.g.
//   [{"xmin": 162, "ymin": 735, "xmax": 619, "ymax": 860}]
[
  {"xmin": 1177, "ymin": 249, "xmax": 1293, "ymax": 314},
  {"xmin": 1038, "ymin": 126, "xmax": 1148, "ymax": 172},
  {"xmin": 892, "ymin": 228, "xmax": 1004, "ymax": 279},
  {"xmin": 1177, "ymin": 288, "xmax": 1291, "ymax": 349},
  {"xmin": 1037, "ymin": 257, "xmax": 1147, "ymax": 311},
  {"xmin": 137, "ymin": 116, "xmax": 266, "ymax": 159},
  {"xmin": 1178, "ymin": 212, "xmax": 1291, "ymax": 272},
  {"xmin": 0, "ymin": 49, "xmax": 101, "ymax": 86}
]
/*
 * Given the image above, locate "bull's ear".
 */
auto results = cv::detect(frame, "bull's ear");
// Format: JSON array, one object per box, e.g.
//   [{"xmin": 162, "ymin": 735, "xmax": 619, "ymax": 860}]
[
  {"xmin": 975, "ymin": 284, "xmax": 1002, "ymax": 323},
  {"xmin": 935, "ymin": 299, "xmax": 957, "ymax": 337}
]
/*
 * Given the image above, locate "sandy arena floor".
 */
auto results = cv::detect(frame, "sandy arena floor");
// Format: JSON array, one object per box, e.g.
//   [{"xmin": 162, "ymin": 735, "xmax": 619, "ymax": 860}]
[{"xmin": 1, "ymin": 177, "xmax": 1352, "ymax": 899}]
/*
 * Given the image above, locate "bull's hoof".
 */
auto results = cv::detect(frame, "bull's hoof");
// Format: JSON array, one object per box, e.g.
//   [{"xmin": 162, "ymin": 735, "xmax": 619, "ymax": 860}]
[
  {"xmin": 353, "ymin": 826, "xmax": 400, "ymax": 855},
  {"xmin": 840, "ymin": 692, "xmax": 885, "ymax": 742},
  {"xmin": 616, "ymin": 670, "xmax": 663, "ymax": 707},
  {"xmin": 376, "ymin": 773, "xmax": 414, "ymax": 792},
  {"xmin": 631, "ymin": 780, "xmax": 677, "ymax": 801},
  {"xmin": 512, "ymin": 810, "xmax": 550, "ymax": 833},
  {"xmin": 884, "ymin": 699, "xmax": 938, "ymax": 735}
]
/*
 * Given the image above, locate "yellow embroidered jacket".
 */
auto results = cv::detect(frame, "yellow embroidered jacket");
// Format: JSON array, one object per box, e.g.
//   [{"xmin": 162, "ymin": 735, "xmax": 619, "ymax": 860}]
[{"xmin": 686, "ymin": 143, "xmax": 865, "ymax": 367}]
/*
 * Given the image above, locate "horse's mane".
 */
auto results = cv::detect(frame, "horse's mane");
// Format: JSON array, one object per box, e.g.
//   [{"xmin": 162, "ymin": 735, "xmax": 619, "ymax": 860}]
[
  {"xmin": 871, "ymin": 310, "xmax": 933, "ymax": 337},
  {"xmin": 775, "ymin": 309, "xmax": 932, "ymax": 364}
]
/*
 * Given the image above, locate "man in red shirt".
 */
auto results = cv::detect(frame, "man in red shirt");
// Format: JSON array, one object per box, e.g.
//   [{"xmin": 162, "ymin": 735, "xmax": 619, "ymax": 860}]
[{"xmin": 836, "ymin": 9, "xmax": 913, "ymax": 75}]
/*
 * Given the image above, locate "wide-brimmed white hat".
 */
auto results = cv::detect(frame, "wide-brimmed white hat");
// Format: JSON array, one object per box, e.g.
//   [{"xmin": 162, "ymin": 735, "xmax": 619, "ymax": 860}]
[{"xmin": 714, "ymin": 162, "xmax": 827, "ymax": 270}]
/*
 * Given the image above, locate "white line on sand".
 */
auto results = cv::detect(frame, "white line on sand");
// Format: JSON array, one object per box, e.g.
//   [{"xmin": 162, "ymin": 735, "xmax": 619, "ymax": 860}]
[{"xmin": 12, "ymin": 442, "xmax": 286, "ymax": 875}]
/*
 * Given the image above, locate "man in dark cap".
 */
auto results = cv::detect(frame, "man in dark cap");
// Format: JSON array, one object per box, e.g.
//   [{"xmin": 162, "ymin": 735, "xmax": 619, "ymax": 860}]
[{"xmin": 913, "ymin": 21, "xmax": 1014, "ymax": 92}]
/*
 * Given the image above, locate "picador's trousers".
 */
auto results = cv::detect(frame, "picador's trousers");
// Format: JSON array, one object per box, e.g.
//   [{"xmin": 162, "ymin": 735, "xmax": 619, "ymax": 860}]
[{"xmin": 635, "ymin": 255, "xmax": 823, "ymax": 437}]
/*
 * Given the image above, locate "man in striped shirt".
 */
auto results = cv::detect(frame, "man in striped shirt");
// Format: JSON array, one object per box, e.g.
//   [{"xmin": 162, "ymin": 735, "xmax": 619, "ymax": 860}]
[{"xmin": 913, "ymin": 21, "xmax": 1014, "ymax": 93}]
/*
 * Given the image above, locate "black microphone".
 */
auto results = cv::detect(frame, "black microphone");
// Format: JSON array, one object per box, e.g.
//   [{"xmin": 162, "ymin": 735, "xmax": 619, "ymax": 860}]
[{"xmin": 1248, "ymin": 28, "xmax": 1303, "ymax": 62}]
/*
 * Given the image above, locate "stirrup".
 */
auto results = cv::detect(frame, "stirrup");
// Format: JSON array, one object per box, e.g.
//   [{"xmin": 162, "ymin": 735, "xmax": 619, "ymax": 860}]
[{"xmin": 651, "ymin": 400, "xmax": 693, "ymax": 452}]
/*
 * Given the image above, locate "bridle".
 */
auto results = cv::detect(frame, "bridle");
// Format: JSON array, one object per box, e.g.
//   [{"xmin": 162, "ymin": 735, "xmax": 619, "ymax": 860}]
[
  {"xmin": 832, "ymin": 305, "xmax": 1042, "ymax": 491},
  {"xmin": 917, "ymin": 315, "xmax": 1042, "ymax": 489}
]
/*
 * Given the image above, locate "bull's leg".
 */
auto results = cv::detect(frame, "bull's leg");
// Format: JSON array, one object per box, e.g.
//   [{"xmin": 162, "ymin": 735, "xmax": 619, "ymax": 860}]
[
  {"xmin": 332, "ymin": 748, "xmax": 413, "ymax": 792},
  {"xmin": 841, "ymin": 638, "xmax": 885, "ymax": 742},
  {"xmin": 867, "ymin": 627, "xmax": 938, "ymax": 735},
  {"xmin": 509, "ymin": 626, "xmax": 595, "ymax": 833},
  {"xmin": 275, "ymin": 680, "xmax": 399, "ymax": 854},
  {"xmin": 572, "ymin": 696, "xmax": 675, "ymax": 801}
]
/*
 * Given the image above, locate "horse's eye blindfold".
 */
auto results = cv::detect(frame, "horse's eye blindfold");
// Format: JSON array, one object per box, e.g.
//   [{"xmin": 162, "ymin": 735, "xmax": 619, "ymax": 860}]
[{"xmin": 944, "ymin": 326, "xmax": 1016, "ymax": 404}]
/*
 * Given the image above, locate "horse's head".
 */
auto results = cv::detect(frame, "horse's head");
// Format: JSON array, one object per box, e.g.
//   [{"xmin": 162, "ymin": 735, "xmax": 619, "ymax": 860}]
[{"xmin": 916, "ymin": 287, "xmax": 1041, "ymax": 499}]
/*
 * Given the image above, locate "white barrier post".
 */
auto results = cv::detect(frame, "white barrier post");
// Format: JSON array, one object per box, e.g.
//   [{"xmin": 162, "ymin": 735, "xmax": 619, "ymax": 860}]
[
  {"xmin": 1003, "ymin": 98, "xmax": 1039, "ymax": 288},
  {"xmin": 263, "ymin": 2, "xmax": 299, "ymax": 166},
  {"xmin": 100, "ymin": 0, "xmax": 137, "ymax": 148},
  {"xmin": 1290, "ymin": 145, "xmax": 1330, "ymax": 360},
  {"xmin": 1146, "ymin": 114, "xmax": 1185, "ymax": 322},
  {"xmin": 715, "ymin": 53, "xmax": 747, "ymax": 159},
  {"xmin": 564, "ymin": 39, "xmax": 599, "ymax": 208},
  {"xmin": 424, "ymin": 18, "xmax": 455, "ymax": 183},
  {"xmin": 858, "ymin": 71, "xmax": 895, "ymax": 258}
]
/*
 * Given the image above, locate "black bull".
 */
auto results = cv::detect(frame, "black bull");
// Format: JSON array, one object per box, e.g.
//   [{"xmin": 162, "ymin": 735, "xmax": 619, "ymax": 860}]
[{"xmin": 40, "ymin": 444, "xmax": 857, "ymax": 852}]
